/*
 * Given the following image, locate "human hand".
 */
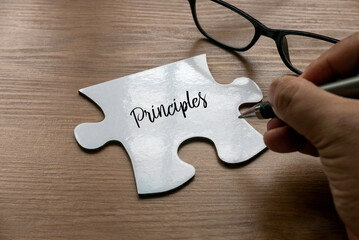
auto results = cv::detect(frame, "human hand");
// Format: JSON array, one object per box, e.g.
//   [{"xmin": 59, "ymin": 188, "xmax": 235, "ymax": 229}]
[{"xmin": 263, "ymin": 32, "xmax": 359, "ymax": 238}]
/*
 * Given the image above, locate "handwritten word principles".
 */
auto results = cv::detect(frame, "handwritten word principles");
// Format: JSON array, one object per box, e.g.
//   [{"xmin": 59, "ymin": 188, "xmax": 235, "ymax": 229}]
[{"xmin": 130, "ymin": 91, "xmax": 207, "ymax": 128}]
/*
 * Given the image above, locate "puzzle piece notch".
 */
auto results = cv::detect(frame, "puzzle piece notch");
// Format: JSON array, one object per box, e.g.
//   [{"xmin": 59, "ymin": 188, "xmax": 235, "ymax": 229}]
[{"xmin": 75, "ymin": 54, "xmax": 266, "ymax": 195}]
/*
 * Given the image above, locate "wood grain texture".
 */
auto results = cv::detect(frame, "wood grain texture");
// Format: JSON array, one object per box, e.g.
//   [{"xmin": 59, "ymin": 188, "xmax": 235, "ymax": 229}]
[{"xmin": 0, "ymin": 0, "xmax": 358, "ymax": 239}]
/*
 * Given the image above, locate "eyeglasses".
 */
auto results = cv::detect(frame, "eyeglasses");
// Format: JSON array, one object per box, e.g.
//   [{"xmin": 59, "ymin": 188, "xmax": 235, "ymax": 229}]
[{"xmin": 188, "ymin": 0, "xmax": 339, "ymax": 74}]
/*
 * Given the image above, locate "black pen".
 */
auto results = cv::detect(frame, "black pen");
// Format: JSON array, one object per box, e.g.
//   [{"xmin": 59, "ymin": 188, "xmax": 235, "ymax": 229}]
[{"xmin": 239, "ymin": 75, "xmax": 359, "ymax": 119}]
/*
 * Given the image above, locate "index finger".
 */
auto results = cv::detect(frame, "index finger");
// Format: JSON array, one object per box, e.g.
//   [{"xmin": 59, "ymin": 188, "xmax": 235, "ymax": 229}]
[{"xmin": 301, "ymin": 32, "xmax": 359, "ymax": 85}]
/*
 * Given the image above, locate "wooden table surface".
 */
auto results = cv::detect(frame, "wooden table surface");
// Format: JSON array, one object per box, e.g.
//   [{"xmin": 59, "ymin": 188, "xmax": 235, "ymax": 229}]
[{"xmin": 0, "ymin": 0, "xmax": 358, "ymax": 239}]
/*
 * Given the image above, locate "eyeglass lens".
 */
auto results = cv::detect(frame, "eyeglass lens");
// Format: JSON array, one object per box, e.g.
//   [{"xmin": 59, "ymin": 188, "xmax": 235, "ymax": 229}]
[
  {"xmin": 195, "ymin": 0, "xmax": 255, "ymax": 49},
  {"xmin": 195, "ymin": 0, "xmax": 336, "ymax": 73},
  {"xmin": 282, "ymin": 35, "xmax": 335, "ymax": 72}
]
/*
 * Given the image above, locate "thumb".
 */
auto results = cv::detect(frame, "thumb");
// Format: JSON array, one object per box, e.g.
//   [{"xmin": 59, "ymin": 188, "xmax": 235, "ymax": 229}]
[{"xmin": 269, "ymin": 76, "xmax": 342, "ymax": 148}]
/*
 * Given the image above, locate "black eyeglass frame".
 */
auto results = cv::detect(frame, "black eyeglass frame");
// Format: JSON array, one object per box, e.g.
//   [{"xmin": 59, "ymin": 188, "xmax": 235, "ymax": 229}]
[{"xmin": 188, "ymin": 0, "xmax": 339, "ymax": 74}]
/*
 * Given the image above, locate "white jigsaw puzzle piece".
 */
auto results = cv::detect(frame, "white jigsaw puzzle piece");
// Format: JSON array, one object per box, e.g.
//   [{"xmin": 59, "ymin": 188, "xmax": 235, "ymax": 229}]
[{"xmin": 74, "ymin": 54, "xmax": 266, "ymax": 195}]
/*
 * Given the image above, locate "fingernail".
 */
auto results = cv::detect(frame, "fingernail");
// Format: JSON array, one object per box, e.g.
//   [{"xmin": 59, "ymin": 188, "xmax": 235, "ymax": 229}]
[{"xmin": 268, "ymin": 79, "xmax": 283, "ymax": 104}]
